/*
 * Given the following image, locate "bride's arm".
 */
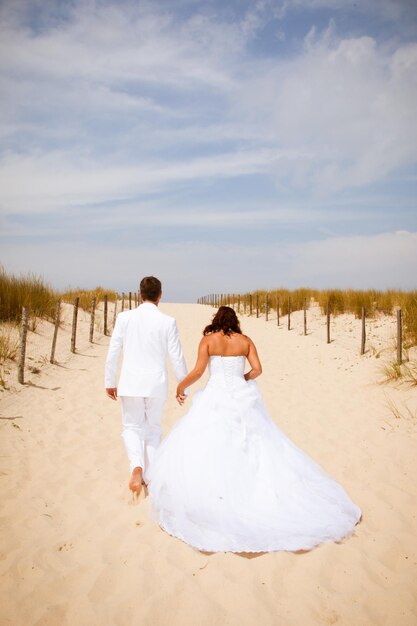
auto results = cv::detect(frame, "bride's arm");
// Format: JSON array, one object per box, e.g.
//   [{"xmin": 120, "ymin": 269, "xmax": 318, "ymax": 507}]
[
  {"xmin": 244, "ymin": 338, "xmax": 262, "ymax": 381},
  {"xmin": 176, "ymin": 337, "xmax": 210, "ymax": 404}
]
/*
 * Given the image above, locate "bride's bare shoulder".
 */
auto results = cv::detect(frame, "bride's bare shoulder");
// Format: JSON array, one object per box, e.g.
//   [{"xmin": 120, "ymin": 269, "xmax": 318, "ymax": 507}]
[
  {"xmin": 241, "ymin": 333, "xmax": 254, "ymax": 343},
  {"xmin": 241, "ymin": 334, "xmax": 257, "ymax": 350},
  {"xmin": 200, "ymin": 333, "xmax": 218, "ymax": 348}
]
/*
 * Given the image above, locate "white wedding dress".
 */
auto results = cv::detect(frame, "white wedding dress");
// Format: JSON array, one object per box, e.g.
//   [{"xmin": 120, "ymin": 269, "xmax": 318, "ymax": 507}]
[{"xmin": 149, "ymin": 356, "xmax": 361, "ymax": 553}]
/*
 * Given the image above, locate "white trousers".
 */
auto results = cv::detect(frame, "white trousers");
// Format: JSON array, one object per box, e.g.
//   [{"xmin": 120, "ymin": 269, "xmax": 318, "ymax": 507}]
[{"xmin": 120, "ymin": 396, "xmax": 166, "ymax": 481}]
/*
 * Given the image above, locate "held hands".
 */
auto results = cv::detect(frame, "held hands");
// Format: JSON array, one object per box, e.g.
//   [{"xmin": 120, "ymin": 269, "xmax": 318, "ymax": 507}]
[
  {"xmin": 176, "ymin": 385, "xmax": 187, "ymax": 405},
  {"xmin": 106, "ymin": 387, "xmax": 118, "ymax": 400}
]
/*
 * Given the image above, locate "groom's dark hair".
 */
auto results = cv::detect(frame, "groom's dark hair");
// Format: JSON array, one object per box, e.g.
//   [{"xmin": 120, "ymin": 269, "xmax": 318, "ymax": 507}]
[{"xmin": 140, "ymin": 276, "xmax": 162, "ymax": 302}]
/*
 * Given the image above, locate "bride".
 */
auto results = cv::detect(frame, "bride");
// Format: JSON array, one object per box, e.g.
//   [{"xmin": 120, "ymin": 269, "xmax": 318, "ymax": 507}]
[{"xmin": 148, "ymin": 306, "xmax": 361, "ymax": 553}]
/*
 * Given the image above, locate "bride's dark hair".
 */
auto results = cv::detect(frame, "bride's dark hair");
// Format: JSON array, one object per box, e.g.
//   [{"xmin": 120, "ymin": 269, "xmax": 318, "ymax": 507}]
[{"xmin": 203, "ymin": 306, "xmax": 242, "ymax": 336}]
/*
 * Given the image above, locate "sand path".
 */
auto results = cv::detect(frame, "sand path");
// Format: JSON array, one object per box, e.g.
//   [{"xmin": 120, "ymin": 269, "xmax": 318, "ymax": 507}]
[{"xmin": 1, "ymin": 303, "xmax": 416, "ymax": 626}]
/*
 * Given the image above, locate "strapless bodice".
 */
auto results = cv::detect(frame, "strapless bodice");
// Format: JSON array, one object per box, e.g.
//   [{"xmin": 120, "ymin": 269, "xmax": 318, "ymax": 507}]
[{"xmin": 208, "ymin": 355, "xmax": 246, "ymax": 389}]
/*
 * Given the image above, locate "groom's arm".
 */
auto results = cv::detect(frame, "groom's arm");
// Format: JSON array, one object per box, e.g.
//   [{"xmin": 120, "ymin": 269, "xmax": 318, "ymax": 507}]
[
  {"xmin": 104, "ymin": 313, "xmax": 124, "ymax": 397},
  {"xmin": 167, "ymin": 319, "xmax": 188, "ymax": 383}
]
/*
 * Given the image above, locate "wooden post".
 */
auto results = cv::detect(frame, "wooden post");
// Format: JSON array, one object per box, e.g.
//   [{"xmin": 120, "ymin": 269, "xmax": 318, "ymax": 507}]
[
  {"xmin": 50, "ymin": 300, "xmax": 61, "ymax": 363},
  {"xmin": 129, "ymin": 292, "xmax": 132, "ymax": 310},
  {"xmin": 237, "ymin": 295, "xmax": 240, "ymax": 313},
  {"xmin": 326, "ymin": 302, "xmax": 331, "ymax": 344},
  {"xmin": 397, "ymin": 309, "xmax": 402, "ymax": 365},
  {"xmin": 121, "ymin": 292, "xmax": 125, "ymax": 312},
  {"xmin": 249, "ymin": 294, "xmax": 253, "ymax": 316},
  {"xmin": 265, "ymin": 293, "xmax": 269, "ymax": 321},
  {"xmin": 360, "ymin": 307, "xmax": 366, "ymax": 355},
  {"xmin": 243, "ymin": 295, "xmax": 246, "ymax": 315},
  {"xmin": 303, "ymin": 297, "xmax": 307, "ymax": 336},
  {"xmin": 18, "ymin": 307, "xmax": 28, "ymax": 384},
  {"xmin": 89, "ymin": 297, "xmax": 96, "ymax": 343},
  {"xmin": 112, "ymin": 298, "xmax": 117, "ymax": 330},
  {"xmin": 103, "ymin": 294, "xmax": 108, "ymax": 336},
  {"xmin": 277, "ymin": 297, "xmax": 280, "ymax": 326},
  {"xmin": 71, "ymin": 297, "xmax": 79, "ymax": 353},
  {"xmin": 134, "ymin": 292, "xmax": 137, "ymax": 307},
  {"xmin": 256, "ymin": 294, "xmax": 259, "ymax": 318},
  {"xmin": 287, "ymin": 296, "xmax": 291, "ymax": 330}
]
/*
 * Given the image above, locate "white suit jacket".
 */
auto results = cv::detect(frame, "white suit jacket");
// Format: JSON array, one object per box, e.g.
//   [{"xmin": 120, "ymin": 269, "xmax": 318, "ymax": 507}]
[{"xmin": 104, "ymin": 302, "xmax": 187, "ymax": 399}]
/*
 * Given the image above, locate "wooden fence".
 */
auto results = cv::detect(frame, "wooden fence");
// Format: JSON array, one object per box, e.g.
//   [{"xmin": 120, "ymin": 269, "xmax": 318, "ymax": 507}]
[
  {"xmin": 197, "ymin": 293, "xmax": 404, "ymax": 365},
  {"xmin": 16, "ymin": 295, "xmax": 119, "ymax": 385},
  {"xmin": 15, "ymin": 289, "xmax": 147, "ymax": 384},
  {"xmin": 14, "ymin": 290, "xmax": 407, "ymax": 384}
]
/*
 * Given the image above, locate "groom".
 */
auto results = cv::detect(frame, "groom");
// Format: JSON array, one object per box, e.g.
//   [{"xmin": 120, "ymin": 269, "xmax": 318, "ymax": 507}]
[{"xmin": 105, "ymin": 276, "xmax": 187, "ymax": 495}]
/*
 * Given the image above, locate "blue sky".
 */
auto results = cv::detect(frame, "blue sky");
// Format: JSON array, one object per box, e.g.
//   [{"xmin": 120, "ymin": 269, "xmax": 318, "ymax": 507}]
[{"xmin": 0, "ymin": 0, "xmax": 416, "ymax": 301}]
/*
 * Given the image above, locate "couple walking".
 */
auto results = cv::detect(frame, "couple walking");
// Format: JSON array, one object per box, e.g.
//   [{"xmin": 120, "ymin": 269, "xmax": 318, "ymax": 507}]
[{"xmin": 105, "ymin": 276, "xmax": 361, "ymax": 553}]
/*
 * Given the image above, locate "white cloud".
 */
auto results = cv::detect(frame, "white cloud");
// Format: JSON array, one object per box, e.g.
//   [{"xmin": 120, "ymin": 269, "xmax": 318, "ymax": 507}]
[
  {"xmin": 236, "ymin": 31, "xmax": 417, "ymax": 193},
  {"xmin": 0, "ymin": 1, "xmax": 240, "ymax": 90},
  {"xmin": 0, "ymin": 0, "xmax": 415, "ymax": 300},
  {"xmin": 0, "ymin": 0, "xmax": 415, "ymax": 212},
  {"xmin": 0, "ymin": 148, "xmax": 296, "ymax": 214},
  {"xmin": 286, "ymin": 0, "xmax": 417, "ymax": 23},
  {"xmin": 287, "ymin": 230, "xmax": 417, "ymax": 288},
  {"xmin": 1, "ymin": 230, "xmax": 415, "ymax": 300}
]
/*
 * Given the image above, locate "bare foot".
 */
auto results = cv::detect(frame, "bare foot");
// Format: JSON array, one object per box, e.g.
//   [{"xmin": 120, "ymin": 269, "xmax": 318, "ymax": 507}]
[{"xmin": 129, "ymin": 467, "xmax": 143, "ymax": 495}]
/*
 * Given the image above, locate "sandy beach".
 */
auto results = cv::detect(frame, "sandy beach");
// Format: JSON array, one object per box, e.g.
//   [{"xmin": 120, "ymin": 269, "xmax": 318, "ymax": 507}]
[{"xmin": 1, "ymin": 302, "xmax": 417, "ymax": 626}]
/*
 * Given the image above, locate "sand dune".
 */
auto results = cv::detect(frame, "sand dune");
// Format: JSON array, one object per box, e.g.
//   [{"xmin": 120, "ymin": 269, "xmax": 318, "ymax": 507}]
[{"xmin": 1, "ymin": 302, "xmax": 416, "ymax": 626}]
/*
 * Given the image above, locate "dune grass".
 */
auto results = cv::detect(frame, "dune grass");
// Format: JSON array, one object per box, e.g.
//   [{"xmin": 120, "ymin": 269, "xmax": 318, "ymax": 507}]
[
  {"xmin": 384, "ymin": 396, "xmax": 417, "ymax": 420},
  {"xmin": 61, "ymin": 287, "xmax": 118, "ymax": 311},
  {"xmin": 0, "ymin": 266, "xmax": 118, "ymax": 339},
  {"xmin": 214, "ymin": 287, "xmax": 417, "ymax": 347},
  {"xmin": 401, "ymin": 291, "xmax": 417, "ymax": 347},
  {"xmin": 0, "ymin": 327, "xmax": 19, "ymax": 362},
  {"xmin": 381, "ymin": 359, "xmax": 417, "ymax": 386},
  {"xmin": 0, "ymin": 266, "xmax": 58, "ymax": 325},
  {"xmin": 232, "ymin": 288, "xmax": 315, "ymax": 316}
]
